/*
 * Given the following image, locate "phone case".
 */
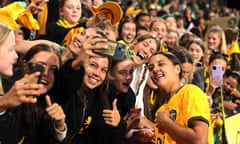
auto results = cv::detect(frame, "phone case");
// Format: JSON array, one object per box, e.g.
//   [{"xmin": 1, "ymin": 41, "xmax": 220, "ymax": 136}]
[
  {"xmin": 94, "ymin": 41, "xmax": 126, "ymax": 60},
  {"xmin": 112, "ymin": 43, "xmax": 126, "ymax": 60},
  {"xmin": 26, "ymin": 62, "xmax": 45, "ymax": 83},
  {"xmin": 211, "ymin": 65, "xmax": 223, "ymax": 87}
]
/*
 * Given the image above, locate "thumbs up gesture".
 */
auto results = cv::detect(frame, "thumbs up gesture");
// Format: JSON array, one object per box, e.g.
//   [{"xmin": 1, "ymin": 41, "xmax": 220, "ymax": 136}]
[
  {"xmin": 102, "ymin": 99, "xmax": 121, "ymax": 127},
  {"xmin": 45, "ymin": 95, "xmax": 66, "ymax": 131}
]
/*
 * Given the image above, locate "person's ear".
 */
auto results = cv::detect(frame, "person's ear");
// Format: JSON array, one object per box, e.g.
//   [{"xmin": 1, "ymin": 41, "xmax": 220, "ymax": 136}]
[{"xmin": 175, "ymin": 64, "xmax": 181, "ymax": 75}]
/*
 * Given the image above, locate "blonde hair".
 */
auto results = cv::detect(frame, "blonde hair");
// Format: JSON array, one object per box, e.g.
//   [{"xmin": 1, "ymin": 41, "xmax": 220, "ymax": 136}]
[
  {"xmin": 204, "ymin": 24, "xmax": 227, "ymax": 54},
  {"xmin": 149, "ymin": 17, "xmax": 168, "ymax": 32},
  {"xmin": 0, "ymin": 23, "xmax": 12, "ymax": 46}
]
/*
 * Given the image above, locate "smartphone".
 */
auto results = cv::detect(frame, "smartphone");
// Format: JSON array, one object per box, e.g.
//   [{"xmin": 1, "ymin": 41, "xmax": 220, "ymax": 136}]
[
  {"xmin": 211, "ymin": 65, "xmax": 223, "ymax": 87},
  {"xmin": 94, "ymin": 41, "xmax": 126, "ymax": 60},
  {"xmin": 26, "ymin": 62, "xmax": 45, "ymax": 83}
]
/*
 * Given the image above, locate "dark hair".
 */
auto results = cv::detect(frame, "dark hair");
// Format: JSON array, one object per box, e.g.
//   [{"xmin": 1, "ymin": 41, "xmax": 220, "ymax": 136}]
[
  {"xmin": 134, "ymin": 12, "xmax": 150, "ymax": 24},
  {"xmin": 77, "ymin": 55, "xmax": 112, "ymax": 109},
  {"xmin": 224, "ymin": 28, "xmax": 239, "ymax": 45},
  {"xmin": 117, "ymin": 18, "xmax": 136, "ymax": 41},
  {"xmin": 208, "ymin": 53, "xmax": 228, "ymax": 65},
  {"xmin": 136, "ymin": 25, "xmax": 148, "ymax": 32},
  {"xmin": 224, "ymin": 70, "xmax": 240, "ymax": 85},
  {"xmin": 23, "ymin": 43, "xmax": 62, "ymax": 67},
  {"xmin": 133, "ymin": 33, "xmax": 160, "ymax": 51},
  {"xmin": 172, "ymin": 48, "xmax": 193, "ymax": 64},
  {"xmin": 179, "ymin": 33, "xmax": 197, "ymax": 47},
  {"xmin": 23, "ymin": 43, "xmax": 62, "ymax": 126}
]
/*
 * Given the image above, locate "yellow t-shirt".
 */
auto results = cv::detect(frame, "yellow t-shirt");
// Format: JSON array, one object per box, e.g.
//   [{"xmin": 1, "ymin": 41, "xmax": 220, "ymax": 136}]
[{"xmin": 155, "ymin": 84, "xmax": 214, "ymax": 144}]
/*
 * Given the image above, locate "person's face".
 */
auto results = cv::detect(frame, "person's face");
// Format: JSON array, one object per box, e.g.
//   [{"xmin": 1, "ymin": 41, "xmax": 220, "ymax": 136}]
[
  {"xmin": 132, "ymin": 38, "xmax": 158, "ymax": 65},
  {"xmin": 148, "ymin": 54, "xmax": 181, "ymax": 88},
  {"xmin": 121, "ymin": 22, "xmax": 136, "ymax": 44},
  {"xmin": 209, "ymin": 59, "xmax": 227, "ymax": 76},
  {"xmin": 60, "ymin": 0, "xmax": 82, "ymax": 24},
  {"xmin": 177, "ymin": 18, "xmax": 184, "ymax": 27},
  {"xmin": 14, "ymin": 28, "xmax": 24, "ymax": 40},
  {"xmin": 150, "ymin": 21, "xmax": 168, "ymax": 43},
  {"xmin": 166, "ymin": 31, "xmax": 178, "ymax": 48},
  {"xmin": 223, "ymin": 76, "xmax": 238, "ymax": 94},
  {"xmin": 0, "ymin": 31, "xmax": 18, "ymax": 76},
  {"xmin": 137, "ymin": 15, "xmax": 150, "ymax": 28},
  {"xmin": 207, "ymin": 32, "xmax": 221, "ymax": 50},
  {"xmin": 181, "ymin": 62, "xmax": 193, "ymax": 83},
  {"xmin": 69, "ymin": 28, "xmax": 97, "ymax": 56},
  {"xmin": 29, "ymin": 51, "xmax": 60, "ymax": 94},
  {"xmin": 165, "ymin": 17, "xmax": 177, "ymax": 29},
  {"xmin": 111, "ymin": 59, "xmax": 134, "ymax": 93},
  {"xmin": 188, "ymin": 42, "xmax": 204, "ymax": 63},
  {"xmin": 83, "ymin": 57, "xmax": 109, "ymax": 89}
]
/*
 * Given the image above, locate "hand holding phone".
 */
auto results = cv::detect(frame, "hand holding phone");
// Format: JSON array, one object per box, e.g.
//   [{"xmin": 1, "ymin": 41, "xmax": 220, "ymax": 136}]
[
  {"xmin": 26, "ymin": 62, "xmax": 45, "ymax": 83},
  {"xmin": 211, "ymin": 65, "xmax": 223, "ymax": 87},
  {"xmin": 94, "ymin": 40, "xmax": 126, "ymax": 60}
]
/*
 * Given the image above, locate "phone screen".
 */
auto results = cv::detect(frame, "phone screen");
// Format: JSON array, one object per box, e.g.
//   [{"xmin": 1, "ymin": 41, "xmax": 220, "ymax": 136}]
[
  {"xmin": 26, "ymin": 62, "xmax": 45, "ymax": 83},
  {"xmin": 211, "ymin": 65, "xmax": 223, "ymax": 87}
]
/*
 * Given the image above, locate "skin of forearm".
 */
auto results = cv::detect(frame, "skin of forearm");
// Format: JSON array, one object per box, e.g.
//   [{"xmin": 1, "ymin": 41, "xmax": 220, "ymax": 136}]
[
  {"xmin": 206, "ymin": 85, "xmax": 215, "ymax": 96},
  {"xmin": 159, "ymin": 120, "xmax": 208, "ymax": 144},
  {"xmin": 0, "ymin": 96, "xmax": 7, "ymax": 112}
]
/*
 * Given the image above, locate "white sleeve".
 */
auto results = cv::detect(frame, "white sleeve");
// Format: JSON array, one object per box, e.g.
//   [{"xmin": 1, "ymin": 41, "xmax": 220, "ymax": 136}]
[{"xmin": 54, "ymin": 123, "xmax": 67, "ymax": 142}]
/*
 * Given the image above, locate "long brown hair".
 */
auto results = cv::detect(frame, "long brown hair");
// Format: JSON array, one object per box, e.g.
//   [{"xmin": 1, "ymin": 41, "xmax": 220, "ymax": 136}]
[
  {"xmin": 76, "ymin": 56, "xmax": 112, "ymax": 109},
  {"xmin": 23, "ymin": 44, "xmax": 61, "ymax": 126}
]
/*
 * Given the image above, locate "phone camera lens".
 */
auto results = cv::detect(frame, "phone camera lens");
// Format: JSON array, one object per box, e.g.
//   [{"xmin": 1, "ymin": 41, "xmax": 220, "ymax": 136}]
[{"xmin": 212, "ymin": 66, "xmax": 216, "ymax": 70}]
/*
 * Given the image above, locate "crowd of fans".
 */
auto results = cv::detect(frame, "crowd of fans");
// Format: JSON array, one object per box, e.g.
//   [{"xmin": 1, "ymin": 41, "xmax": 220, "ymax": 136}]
[{"xmin": 0, "ymin": 0, "xmax": 240, "ymax": 144}]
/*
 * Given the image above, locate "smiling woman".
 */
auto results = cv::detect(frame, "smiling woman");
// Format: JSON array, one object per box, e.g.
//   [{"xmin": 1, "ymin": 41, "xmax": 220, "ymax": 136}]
[
  {"xmin": 0, "ymin": 42, "xmax": 67, "ymax": 144},
  {"xmin": 0, "ymin": 23, "xmax": 18, "ymax": 77},
  {"xmin": 147, "ymin": 52, "xmax": 212, "ymax": 144}
]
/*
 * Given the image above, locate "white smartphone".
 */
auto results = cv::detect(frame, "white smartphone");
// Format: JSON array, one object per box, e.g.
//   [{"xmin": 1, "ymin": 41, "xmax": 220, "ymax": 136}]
[{"xmin": 211, "ymin": 65, "xmax": 223, "ymax": 87}]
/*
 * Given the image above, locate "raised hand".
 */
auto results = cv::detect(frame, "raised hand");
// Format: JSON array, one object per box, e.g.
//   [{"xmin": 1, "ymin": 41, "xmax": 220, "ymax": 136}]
[
  {"xmin": 102, "ymin": 99, "xmax": 121, "ymax": 127},
  {"xmin": 45, "ymin": 95, "xmax": 66, "ymax": 131},
  {"xmin": 155, "ymin": 109, "xmax": 172, "ymax": 134},
  {"xmin": 71, "ymin": 34, "xmax": 108, "ymax": 70},
  {"xmin": 27, "ymin": 0, "xmax": 46, "ymax": 14},
  {"xmin": 0, "ymin": 72, "xmax": 41, "ymax": 111}
]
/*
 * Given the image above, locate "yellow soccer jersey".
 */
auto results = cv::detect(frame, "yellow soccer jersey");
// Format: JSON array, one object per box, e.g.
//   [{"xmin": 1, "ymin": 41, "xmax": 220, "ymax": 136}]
[{"xmin": 154, "ymin": 84, "xmax": 213, "ymax": 144}]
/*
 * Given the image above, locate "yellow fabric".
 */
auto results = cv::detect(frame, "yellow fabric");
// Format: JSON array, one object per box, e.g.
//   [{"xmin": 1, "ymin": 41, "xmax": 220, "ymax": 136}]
[
  {"xmin": 17, "ymin": 10, "xmax": 40, "ymax": 31},
  {"xmin": 117, "ymin": 40, "xmax": 130, "ymax": 50},
  {"xmin": 56, "ymin": 18, "xmax": 78, "ymax": 28},
  {"xmin": 57, "ymin": 18, "xmax": 84, "ymax": 47},
  {"xmin": 154, "ymin": 84, "xmax": 213, "ymax": 144},
  {"xmin": 0, "ymin": 3, "xmax": 39, "ymax": 30},
  {"xmin": 227, "ymin": 42, "xmax": 240, "ymax": 56},
  {"xmin": 125, "ymin": 6, "xmax": 142, "ymax": 17},
  {"xmin": 161, "ymin": 42, "xmax": 168, "ymax": 52},
  {"xmin": 227, "ymin": 42, "xmax": 240, "ymax": 69},
  {"xmin": 91, "ymin": 1, "xmax": 123, "ymax": 25},
  {"xmin": 37, "ymin": 3, "xmax": 48, "ymax": 35},
  {"xmin": 63, "ymin": 27, "xmax": 84, "ymax": 47}
]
